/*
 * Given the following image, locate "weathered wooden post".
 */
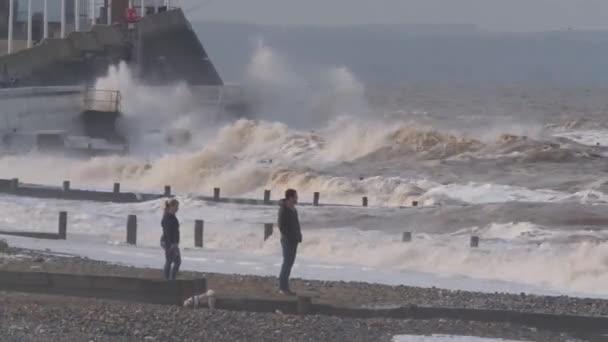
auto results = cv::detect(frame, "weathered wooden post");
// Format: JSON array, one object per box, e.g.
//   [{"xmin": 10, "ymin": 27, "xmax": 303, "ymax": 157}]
[
  {"xmin": 62, "ymin": 180, "xmax": 70, "ymax": 192},
  {"xmin": 402, "ymin": 232, "xmax": 412, "ymax": 242},
  {"xmin": 362, "ymin": 196, "xmax": 368, "ymax": 207},
  {"xmin": 213, "ymin": 187, "xmax": 220, "ymax": 201},
  {"xmin": 58, "ymin": 211, "xmax": 67, "ymax": 240},
  {"xmin": 264, "ymin": 223, "xmax": 273, "ymax": 241},
  {"xmin": 9, "ymin": 178, "xmax": 18, "ymax": 192},
  {"xmin": 313, "ymin": 192, "xmax": 320, "ymax": 206},
  {"xmin": 126, "ymin": 214, "xmax": 137, "ymax": 245},
  {"xmin": 470, "ymin": 236, "xmax": 479, "ymax": 248},
  {"xmin": 194, "ymin": 220, "xmax": 204, "ymax": 248},
  {"xmin": 164, "ymin": 185, "xmax": 171, "ymax": 197},
  {"xmin": 113, "ymin": 183, "xmax": 120, "ymax": 194},
  {"xmin": 264, "ymin": 189, "xmax": 271, "ymax": 204}
]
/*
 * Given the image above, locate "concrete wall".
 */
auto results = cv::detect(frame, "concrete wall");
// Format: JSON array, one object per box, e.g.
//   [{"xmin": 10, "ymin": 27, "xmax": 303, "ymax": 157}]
[
  {"xmin": 0, "ymin": 9, "xmax": 223, "ymax": 87},
  {"xmin": 68, "ymin": 31, "xmax": 104, "ymax": 53},
  {"xmin": 0, "ymin": 87, "xmax": 83, "ymax": 134},
  {"xmin": 0, "ymin": 39, "xmax": 28, "ymax": 56},
  {"xmin": 137, "ymin": 9, "xmax": 223, "ymax": 86},
  {"xmin": 0, "ymin": 25, "xmax": 130, "ymax": 87},
  {"xmin": 0, "ymin": 231, "xmax": 61, "ymax": 239},
  {"xmin": 91, "ymin": 25, "xmax": 124, "ymax": 47},
  {"xmin": 0, "ymin": 270, "xmax": 207, "ymax": 305}
]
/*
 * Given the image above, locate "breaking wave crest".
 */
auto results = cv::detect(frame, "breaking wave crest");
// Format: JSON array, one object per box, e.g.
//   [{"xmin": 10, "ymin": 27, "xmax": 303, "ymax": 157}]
[
  {"xmin": 0, "ymin": 116, "xmax": 605, "ymax": 203},
  {"xmin": 0, "ymin": 46, "xmax": 606, "ymax": 205}
]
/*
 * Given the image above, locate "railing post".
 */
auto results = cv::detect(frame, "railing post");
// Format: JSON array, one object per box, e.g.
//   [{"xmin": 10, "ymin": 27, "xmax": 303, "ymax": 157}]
[
  {"xmin": 9, "ymin": 178, "xmax": 18, "ymax": 192},
  {"xmin": 58, "ymin": 211, "xmax": 67, "ymax": 240},
  {"xmin": 264, "ymin": 223, "xmax": 273, "ymax": 241},
  {"xmin": 264, "ymin": 189, "xmax": 271, "ymax": 205},
  {"xmin": 194, "ymin": 220, "xmax": 204, "ymax": 248},
  {"xmin": 470, "ymin": 236, "xmax": 479, "ymax": 248},
  {"xmin": 127, "ymin": 215, "xmax": 137, "ymax": 245}
]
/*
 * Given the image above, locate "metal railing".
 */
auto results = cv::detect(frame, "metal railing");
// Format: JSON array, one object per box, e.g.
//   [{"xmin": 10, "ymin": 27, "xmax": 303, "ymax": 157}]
[{"xmin": 83, "ymin": 88, "xmax": 121, "ymax": 112}]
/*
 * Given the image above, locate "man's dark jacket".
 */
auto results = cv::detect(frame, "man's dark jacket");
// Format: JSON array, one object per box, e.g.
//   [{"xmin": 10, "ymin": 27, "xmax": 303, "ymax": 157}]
[{"xmin": 278, "ymin": 199, "xmax": 302, "ymax": 243}]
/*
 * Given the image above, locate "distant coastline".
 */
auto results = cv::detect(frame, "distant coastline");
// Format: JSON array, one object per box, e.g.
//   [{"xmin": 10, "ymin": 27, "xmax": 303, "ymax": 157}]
[{"xmin": 195, "ymin": 21, "xmax": 608, "ymax": 84}]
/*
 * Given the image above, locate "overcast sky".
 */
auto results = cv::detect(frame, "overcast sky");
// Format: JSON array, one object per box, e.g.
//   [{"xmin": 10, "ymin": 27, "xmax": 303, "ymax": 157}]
[{"xmin": 179, "ymin": 0, "xmax": 608, "ymax": 31}]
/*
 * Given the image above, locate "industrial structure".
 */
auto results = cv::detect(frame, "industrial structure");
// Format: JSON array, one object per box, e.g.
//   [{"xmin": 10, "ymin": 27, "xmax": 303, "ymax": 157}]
[{"xmin": 0, "ymin": 0, "xmax": 248, "ymax": 156}]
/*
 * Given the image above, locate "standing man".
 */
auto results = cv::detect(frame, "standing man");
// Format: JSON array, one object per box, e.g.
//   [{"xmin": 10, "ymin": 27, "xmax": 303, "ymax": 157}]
[
  {"xmin": 277, "ymin": 188, "xmax": 302, "ymax": 295},
  {"xmin": 161, "ymin": 199, "xmax": 181, "ymax": 281}
]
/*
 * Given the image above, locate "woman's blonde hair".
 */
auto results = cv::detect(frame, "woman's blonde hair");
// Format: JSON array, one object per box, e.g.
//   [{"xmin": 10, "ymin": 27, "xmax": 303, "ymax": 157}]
[{"xmin": 164, "ymin": 198, "xmax": 179, "ymax": 213}]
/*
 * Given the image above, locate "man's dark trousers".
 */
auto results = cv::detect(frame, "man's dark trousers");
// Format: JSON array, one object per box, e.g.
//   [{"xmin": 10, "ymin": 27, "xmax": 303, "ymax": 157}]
[{"xmin": 279, "ymin": 239, "xmax": 298, "ymax": 291}]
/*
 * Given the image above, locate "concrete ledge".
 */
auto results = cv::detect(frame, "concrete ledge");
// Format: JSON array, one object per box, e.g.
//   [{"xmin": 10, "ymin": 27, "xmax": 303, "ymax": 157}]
[
  {"xmin": 0, "ymin": 270, "xmax": 206, "ymax": 306},
  {"xmin": 214, "ymin": 297, "xmax": 299, "ymax": 314},
  {"xmin": 0, "ymin": 86, "xmax": 83, "ymax": 99},
  {"xmin": 316, "ymin": 305, "xmax": 608, "ymax": 334},
  {"xmin": 0, "ymin": 231, "xmax": 60, "ymax": 240},
  {"xmin": 201, "ymin": 297, "xmax": 608, "ymax": 335}
]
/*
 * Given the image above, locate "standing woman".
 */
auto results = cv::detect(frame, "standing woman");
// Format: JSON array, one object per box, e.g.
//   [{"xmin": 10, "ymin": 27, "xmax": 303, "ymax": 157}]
[{"xmin": 161, "ymin": 199, "xmax": 181, "ymax": 280}]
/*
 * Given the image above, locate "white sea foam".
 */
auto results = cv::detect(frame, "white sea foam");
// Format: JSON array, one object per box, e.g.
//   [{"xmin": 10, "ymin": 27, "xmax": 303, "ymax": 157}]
[{"xmin": 1, "ymin": 195, "xmax": 608, "ymax": 297}]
